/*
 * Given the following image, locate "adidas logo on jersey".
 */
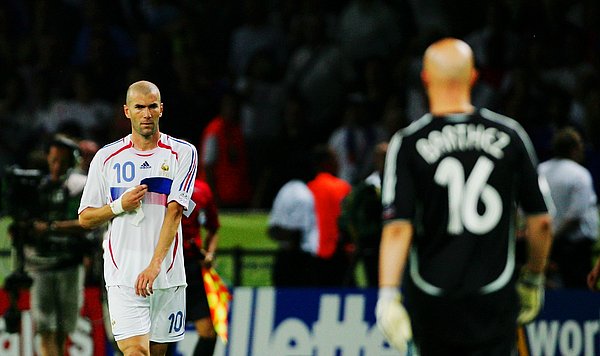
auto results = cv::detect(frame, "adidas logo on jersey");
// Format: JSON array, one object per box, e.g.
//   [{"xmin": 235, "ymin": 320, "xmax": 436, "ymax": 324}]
[{"xmin": 140, "ymin": 161, "xmax": 151, "ymax": 169}]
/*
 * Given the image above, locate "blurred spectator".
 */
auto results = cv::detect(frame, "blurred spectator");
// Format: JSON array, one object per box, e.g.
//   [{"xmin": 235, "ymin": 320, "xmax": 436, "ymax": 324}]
[
  {"xmin": 306, "ymin": 145, "xmax": 352, "ymax": 286},
  {"xmin": 237, "ymin": 50, "xmax": 286, "ymax": 146},
  {"xmin": 228, "ymin": 0, "xmax": 286, "ymax": 77},
  {"xmin": 198, "ymin": 91, "xmax": 252, "ymax": 208},
  {"xmin": 327, "ymin": 93, "xmax": 386, "ymax": 184},
  {"xmin": 380, "ymin": 94, "xmax": 409, "ymax": 139},
  {"xmin": 275, "ymin": 0, "xmax": 337, "ymax": 52},
  {"xmin": 138, "ymin": 0, "xmax": 183, "ymax": 34},
  {"xmin": 37, "ymin": 70, "xmax": 115, "ymax": 143},
  {"xmin": 284, "ymin": 12, "xmax": 355, "ymax": 140},
  {"xmin": 464, "ymin": 1, "xmax": 521, "ymax": 112},
  {"xmin": 19, "ymin": 135, "xmax": 89, "ymax": 356},
  {"xmin": 0, "ymin": 6, "xmax": 16, "ymax": 86},
  {"xmin": 268, "ymin": 154, "xmax": 316, "ymax": 287},
  {"xmin": 499, "ymin": 37, "xmax": 554, "ymax": 160},
  {"xmin": 337, "ymin": 0, "xmax": 403, "ymax": 67},
  {"xmin": 162, "ymin": 49, "xmax": 217, "ymax": 141},
  {"xmin": 567, "ymin": 70, "xmax": 598, "ymax": 132},
  {"xmin": 360, "ymin": 56, "xmax": 394, "ymax": 121},
  {"xmin": 70, "ymin": 1, "xmax": 137, "ymax": 101},
  {"xmin": 538, "ymin": 127, "xmax": 599, "ymax": 288},
  {"xmin": 31, "ymin": 0, "xmax": 80, "ymax": 64},
  {"xmin": 339, "ymin": 141, "xmax": 387, "ymax": 287},
  {"xmin": 236, "ymin": 50, "xmax": 286, "ymax": 208},
  {"xmin": 582, "ymin": 84, "xmax": 600, "ymax": 194},
  {"xmin": 127, "ymin": 31, "xmax": 173, "ymax": 90},
  {"xmin": 268, "ymin": 94, "xmax": 316, "ymax": 201},
  {"xmin": 464, "ymin": 1, "xmax": 520, "ymax": 89},
  {"xmin": 539, "ymin": 24, "xmax": 593, "ymax": 99},
  {"xmin": 0, "ymin": 75, "xmax": 36, "ymax": 170}
]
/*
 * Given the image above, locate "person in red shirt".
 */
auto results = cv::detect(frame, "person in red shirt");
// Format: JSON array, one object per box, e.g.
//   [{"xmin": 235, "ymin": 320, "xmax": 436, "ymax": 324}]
[
  {"xmin": 198, "ymin": 91, "xmax": 252, "ymax": 208},
  {"xmin": 168, "ymin": 178, "xmax": 221, "ymax": 356},
  {"xmin": 306, "ymin": 145, "xmax": 352, "ymax": 286}
]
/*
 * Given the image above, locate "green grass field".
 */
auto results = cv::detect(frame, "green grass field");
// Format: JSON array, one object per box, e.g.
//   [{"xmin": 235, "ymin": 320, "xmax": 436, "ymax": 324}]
[
  {"xmin": 0, "ymin": 211, "xmax": 367, "ymax": 288},
  {"xmin": 212, "ymin": 210, "xmax": 368, "ymax": 287},
  {"xmin": 211, "ymin": 211, "xmax": 277, "ymax": 286},
  {"xmin": 0, "ymin": 212, "xmax": 277, "ymax": 287}
]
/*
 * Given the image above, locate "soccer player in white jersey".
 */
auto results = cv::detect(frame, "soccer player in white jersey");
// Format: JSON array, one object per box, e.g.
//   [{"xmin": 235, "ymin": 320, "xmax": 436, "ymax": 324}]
[{"xmin": 79, "ymin": 80, "xmax": 197, "ymax": 356}]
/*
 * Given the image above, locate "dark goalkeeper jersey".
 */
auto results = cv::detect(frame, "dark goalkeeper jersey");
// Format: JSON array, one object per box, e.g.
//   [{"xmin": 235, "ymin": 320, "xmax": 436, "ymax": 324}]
[{"xmin": 382, "ymin": 108, "xmax": 550, "ymax": 297}]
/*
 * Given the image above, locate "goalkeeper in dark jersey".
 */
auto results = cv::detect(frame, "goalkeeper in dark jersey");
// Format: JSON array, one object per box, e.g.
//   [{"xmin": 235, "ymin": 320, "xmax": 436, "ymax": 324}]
[{"xmin": 375, "ymin": 38, "xmax": 554, "ymax": 356}]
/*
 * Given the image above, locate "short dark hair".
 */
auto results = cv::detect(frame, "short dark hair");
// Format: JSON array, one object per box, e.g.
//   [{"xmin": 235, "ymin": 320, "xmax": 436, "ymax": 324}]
[
  {"xmin": 552, "ymin": 127, "xmax": 581, "ymax": 158},
  {"xmin": 47, "ymin": 134, "xmax": 81, "ymax": 167}
]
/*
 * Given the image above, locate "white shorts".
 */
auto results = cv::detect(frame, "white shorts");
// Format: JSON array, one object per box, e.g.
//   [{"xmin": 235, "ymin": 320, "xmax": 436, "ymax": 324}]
[{"xmin": 106, "ymin": 285, "xmax": 186, "ymax": 343}]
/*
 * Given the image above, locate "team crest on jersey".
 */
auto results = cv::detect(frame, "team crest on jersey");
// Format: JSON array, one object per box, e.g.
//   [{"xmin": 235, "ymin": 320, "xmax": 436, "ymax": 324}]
[
  {"xmin": 161, "ymin": 161, "xmax": 169, "ymax": 171},
  {"xmin": 140, "ymin": 161, "xmax": 151, "ymax": 169}
]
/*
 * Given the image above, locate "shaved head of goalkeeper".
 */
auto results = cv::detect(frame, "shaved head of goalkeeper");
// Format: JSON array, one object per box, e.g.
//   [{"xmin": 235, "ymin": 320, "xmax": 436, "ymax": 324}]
[{"xmin": 421, "ymin": 38, "xmax": 479, "ymax": 117}]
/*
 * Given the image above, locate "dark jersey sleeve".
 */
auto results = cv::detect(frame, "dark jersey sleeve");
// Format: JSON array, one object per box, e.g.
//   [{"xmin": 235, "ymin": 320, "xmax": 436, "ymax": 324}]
[
  {"xmin": 382, "ymin": 131, "xmax": 416, "ymax": 223},
  {"xmin": 513, "ymin": 125, "xmax": 551, "ymax": 215}
]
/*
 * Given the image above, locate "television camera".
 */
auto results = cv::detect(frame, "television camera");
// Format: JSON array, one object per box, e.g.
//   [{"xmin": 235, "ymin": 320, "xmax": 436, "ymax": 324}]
[{"xmin": 1, "ymin": 166, "xmax": 42, "ymax": 333}]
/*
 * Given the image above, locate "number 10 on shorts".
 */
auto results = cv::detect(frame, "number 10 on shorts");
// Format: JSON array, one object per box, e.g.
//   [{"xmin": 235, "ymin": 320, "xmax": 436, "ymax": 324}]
[{"xmin": 168, "ymin": 311, "xmax": 185, "ymax": 333}]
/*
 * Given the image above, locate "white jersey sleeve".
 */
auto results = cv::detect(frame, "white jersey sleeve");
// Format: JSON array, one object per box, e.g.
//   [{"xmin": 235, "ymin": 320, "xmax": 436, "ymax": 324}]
[{"xmin": 167, "ymin": 137, "xmax": 197, "ymax": 211}]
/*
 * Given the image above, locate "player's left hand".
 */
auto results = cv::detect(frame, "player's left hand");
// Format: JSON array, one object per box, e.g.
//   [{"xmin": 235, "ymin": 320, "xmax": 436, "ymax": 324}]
[
  {"xmin": 201, "ymin": 250, "xmax": 215, "ymax": 267},
  {"xmin": 517, "ymin": 268, "xmax": 545, "ymax": 324},
  {"xmin": 375, "ymin": 287, "xmax": 412, "ymax": 352},
  {"xmin": 135, "ymin": 263, "xmax": 161, "ymax": 297}
]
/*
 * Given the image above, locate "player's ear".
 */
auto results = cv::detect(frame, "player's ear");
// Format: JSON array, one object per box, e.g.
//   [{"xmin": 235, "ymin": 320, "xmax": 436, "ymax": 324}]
[
  {"xmin": 420, "ymin": 70, "xmax": 429, "ymax": 86},
  {"xmin": 159, "ymin": 103, "xmax": 164, "ymax": 117},
  {"xmin": 470, "ymin": 68, "xmax": 479, "ymax": 86},
  {"xmin": 123, "ymin": 104, "xmax": 131, "ymax": 119}
]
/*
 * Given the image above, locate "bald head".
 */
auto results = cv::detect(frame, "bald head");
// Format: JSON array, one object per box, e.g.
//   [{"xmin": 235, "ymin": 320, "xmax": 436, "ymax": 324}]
[
  {"xmin": 126, "ymin": 80, "xmax": 161, "ymax": 105},
  {"xmin": 420, "ymin": 38, "xmax": 478, "ymax": 115},
  {"xmin": 422, "ymin": 38, "xmax": 475, "ymax": 85}
]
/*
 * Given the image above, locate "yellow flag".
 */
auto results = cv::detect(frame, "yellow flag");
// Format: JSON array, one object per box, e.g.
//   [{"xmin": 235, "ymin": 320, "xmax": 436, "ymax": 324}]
[{"xmin": 202, "ymin": 267, "xmax": 232, "ymax": 343}]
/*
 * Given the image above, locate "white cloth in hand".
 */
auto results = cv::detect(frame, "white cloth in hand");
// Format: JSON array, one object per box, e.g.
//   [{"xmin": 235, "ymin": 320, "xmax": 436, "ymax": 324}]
[{"xmin": 123, "ymin": 187, "xmax": 144, "ymax": 226}]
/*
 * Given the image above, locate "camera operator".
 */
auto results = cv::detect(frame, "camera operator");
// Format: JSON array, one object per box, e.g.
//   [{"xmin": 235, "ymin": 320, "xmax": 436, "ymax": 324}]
[{"xmin": 18, "ymin": 134, "xmax": 89, "ymax": 356}]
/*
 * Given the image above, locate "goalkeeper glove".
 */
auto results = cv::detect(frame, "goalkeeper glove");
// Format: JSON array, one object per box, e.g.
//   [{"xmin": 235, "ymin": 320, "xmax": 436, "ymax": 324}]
[
  {"xmin": 375, "ymin": 287, "xmax": 412, "ymax": 352},
  {"xmin": 516, "ymin": 268, "xmax": 545, "ymax": 324}
]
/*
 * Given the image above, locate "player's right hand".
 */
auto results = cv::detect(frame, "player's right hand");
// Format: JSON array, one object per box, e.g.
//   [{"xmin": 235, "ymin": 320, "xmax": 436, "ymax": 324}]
[
  {"xmin": 375, "ymin": 287, "xmax": 412, "ymax": 352},
  {"xmin": 121, "ymin": 184, "xmax": 148, "ymax": 212},
  {"xmin": 135, "ymin": 261, "xmax": 160, "ymax": 297}
]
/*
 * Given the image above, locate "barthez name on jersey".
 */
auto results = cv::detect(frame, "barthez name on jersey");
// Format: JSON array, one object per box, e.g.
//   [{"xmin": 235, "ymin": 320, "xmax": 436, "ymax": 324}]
[{"xmin": 416, "ymin": 123, "xmax": 511, "ymax": 164}]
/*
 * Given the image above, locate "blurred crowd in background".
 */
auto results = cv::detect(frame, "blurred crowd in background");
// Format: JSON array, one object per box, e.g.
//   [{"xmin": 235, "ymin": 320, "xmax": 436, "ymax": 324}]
[{"xmin": 1, "ymin": 0, "xmax": 600, "ymax": 209}]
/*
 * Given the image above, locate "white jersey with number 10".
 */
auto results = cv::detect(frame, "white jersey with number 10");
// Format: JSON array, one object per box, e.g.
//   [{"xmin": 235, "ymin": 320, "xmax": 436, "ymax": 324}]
[{"xmin": 79, "ymin": 133, "xmax": 198, "ymax": 289}]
